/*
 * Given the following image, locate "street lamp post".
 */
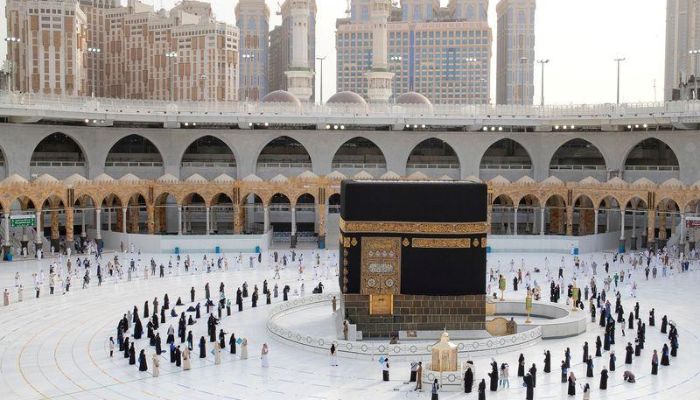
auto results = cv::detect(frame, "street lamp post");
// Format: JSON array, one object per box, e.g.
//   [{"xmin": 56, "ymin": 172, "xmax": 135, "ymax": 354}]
[
  {"xmin": 689, "ymin": 50, "xmax": 700, "ymax": 99},
  {"xmin": 87, "ymin": 47, "xmax": 101, "ymax": 98},
  {"xmin": 165, "ymin": 51, "xmax": 177, "ymax": 102},
  {"xmin": 614, "ymin": 57, "xmax": 626, "ymax": 105},
  {"xmin": 536, "ymin": 59, "xmax": 549, "ymax": 107},
  {"xmin": 316, "ymin": 56, "xmax": 326, "ymax": 104},
  {"xmin": 4, "ymin": 36, "xmax": 21, "ymax": 91},
  {"xmin": 389, "ymin": 55, "xmax": 403, "ymax": 101}
]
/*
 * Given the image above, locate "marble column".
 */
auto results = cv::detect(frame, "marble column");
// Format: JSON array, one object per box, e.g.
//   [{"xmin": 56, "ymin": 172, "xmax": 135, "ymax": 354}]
[
  {"xmin": 107, "ymin": 208, "xmax": 112, "ymax": 231},
  {"xmin": 540, "ymin": 207, "xmax": 545, "ymax": 235},
  {"xmin": 35, "ymin": 210, "xmax": 43, "ymax": 249},
  {"xmin": 317, "ymin": 203, "xmax": 327, "ymax": 249},
  {"xmin": 3, "ymin": 213, "xmax": 9, "ymax": 246},
  {"xmin": 594, "ymin": 208, "xmax": 599, "ymax": 235},
  {"xmin": 566, "ymin": 207, "xmax": 574, "ymax": 236},
  {"xmin": 513, "ymin": 207, "xmax": 518, "ymax": 236},
  {"xmin": 65, "ymin": 207, "xmax": 74, "ymax": 248},
  {"xmin": 647, "ymin": 210, "xmax": 656, "ymax": 250},
  {"xmin": 680, "ymin": 213, "xmax": 686, "ymax": 245},
  {"xmin": 122, "ymin": 207, "xmax": 127, "ymax": 234},
  {"xmin": 95, "ymin": 209, "xmax": 102, "ymax": 240},
  {"xmin": 263, "ymin": 206, "xmax": 270, "ymax": 233},
  {"xmin": 177, "ymin": 206, "xmax": 183, "ymax": 235},
  {"xmin": 80, "ymin": 210, "xmax": 86, "ymax": 238},
  {"xmin": 619, "ymin": 209, "xmax": 626, "ymax": 252},
  {"xmin": 205, "ymin": 206, "xmax": 210, "ymax": 235},
  {"xmin": 233, "ymin": 205, "xmax": 242, "ymax": 234}
]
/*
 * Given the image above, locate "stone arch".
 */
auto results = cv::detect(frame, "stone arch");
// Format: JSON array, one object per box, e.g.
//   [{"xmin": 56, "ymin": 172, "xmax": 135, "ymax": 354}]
[
  {"xmin": 491, "ymin": 194, "xmax": 515, "ymax": 235},
  {"xmin": 210, "ymin": 193, "xmax": 234, "ymax": 234},
  {"xmin": 624, "ymin": 138, "xmax": 679, "ymax": 169},
  {"xmin": 544, "ymin": 194, "xmax": 567, "ymax": 235},
  {"xmin": 105, "ymin": 134, "xmax": 164, "ymax": 179},
  {"xmin": 30, "ymin": 132, "xmax": 89, "ymax": 179},
  {"xmin": 256, "ymin": 136, "xmax": 312, "ymax": 179},
  {"xmin": 406, "ymin": 138, "xmax": 460, "ymax": 179},
  {"xmin": 479, "ymin": 138, "xmax": 533, "ymax": 181},
  {"xmin": 181, "ymin": 193, "xmax": 207, "ymax": 234},
  {"xmin": 125, "ymin": 193, "xmax": 147, "ymax": 234},
  {"xmin": 40, "ymin": 195, "xmax": 66, "ymax": 249},
  {"xmin": 180, "ymin": 135, "xmax": 237, "ymax": 180},
  {"xmin": 655, "ymin": 198, "xmax": 681, "ymax": 243},
  {"xmin": 328, "ymin": 193, "xmax": 341, "ymax": 214},
  {"xmin": 622, "ymin": 138, "xmax": 680, "ymax": 183},
  {"xmin": 549, "ymin": 138, "xmax": 607, "ymax": 175},
  {"xmin": 241, "ymin": 192, "xmax": 264, "ymax": 234},
  {"xmin": 331, "ymin": 137, "xmax": 387, "ymax": 176},
  {"xmin": 573, "ymin": 194, "xmax": 596, "ymax": 235},
  {"xmin": 295, "ymin": 193, "xmax": 316, "ymax": 236},
  {"xmin": 154, "ymin": 192, "xmax": 178, "ymax": 234},
  {"xmin": 516, "ymin": 194, "xmax": 541, "ymax": 235}
]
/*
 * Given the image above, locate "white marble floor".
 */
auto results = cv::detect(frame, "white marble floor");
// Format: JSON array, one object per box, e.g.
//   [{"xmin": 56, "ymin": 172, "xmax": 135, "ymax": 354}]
[{"xmin": 0, "ymin": 249, "xmax": 698, "ymax": 400}]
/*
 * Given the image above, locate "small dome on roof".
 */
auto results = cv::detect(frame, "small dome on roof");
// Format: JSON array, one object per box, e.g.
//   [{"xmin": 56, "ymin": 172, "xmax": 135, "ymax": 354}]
[
  {"xmin": 261, "ymin": 90, "xmax": 301, "ymax": 107},
  {"xmin": 632, "ymin": 177, "xmax": 655, "ymax": 187},
  {"xmin": 327, "ymin": 91, "xmax": 367, "ymax": 106},
  {"xmin": 660, "ymin": 178, "xmax": 684, "ymax": 188},
  {"xmin": 93, "ymin": 173, "xmax": 114, "ymax": 183},
  {"xmin": 2, "ymin": 174, "xmax": 28, "ymax": 184},
  {"xmin": 213, "ymin": 173, "xmax": 235, "ymax": 183},
  {"xmin": 489, "ymin": 175, "xmax": 510, "ymax": 185},
  {"xmin": 63, "ymin": 174, "xmax": 89, "ymax": 186},
  {"xmin": 396, "ymin": 92, "xmax": 432, "ymax": 106},
  {"xmin": 298, "ymin": 170, "xmax": 318, "ymax": 180},
  {"xmin": 242, "ymin": 174, "xmax": 263, "ymax": 182},
  {"xmin": 157, "ymin": 173, "xmax": 179, "ymax": 183},
  {"xmin": 270, "ymin": 174, "xmax": 289, "ymax": 183},
  {"xmin": 35, "ymin": 174, "xmax": 59, "ymax": 183},
  {"xmin": 541, "ymin": 176, "xmax": 564, "ymax": 186},
  {"xmin": 380, "ymin": 171, "xmax": 401, "ymax": 180},
  {"xmin": 185, "ymin": 173, "xmax": 207, "ymax": 183},
  {"xmin": 119, "ymin": 173, "xmax": 141, "ymax": 183},
  {"xmin": 326, "ymin": 171, "xmax": 347, "ymax": 180}
]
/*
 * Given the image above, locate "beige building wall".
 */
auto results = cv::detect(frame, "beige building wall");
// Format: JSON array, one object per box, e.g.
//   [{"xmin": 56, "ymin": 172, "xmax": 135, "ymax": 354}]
[
  {"xmin": 495, "ymin": 0, "xmax": 536, "ymax": 105},
  {"xmin": 6, "ymin": 0, "xmax": 88, "ymax": 96},
  {"xmin": 336, "ymin": 1, "xmax": 491, "ymax": 104},
  {"xmin": 5, "ymin": 0, "xmax": 239, "ymax": 101}
]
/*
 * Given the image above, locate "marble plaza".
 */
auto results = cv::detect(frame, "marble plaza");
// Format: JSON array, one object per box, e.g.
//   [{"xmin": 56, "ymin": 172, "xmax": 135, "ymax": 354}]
[{"xmin": 0, "ymin": 248, "xmax": 698, "ymax": 400}]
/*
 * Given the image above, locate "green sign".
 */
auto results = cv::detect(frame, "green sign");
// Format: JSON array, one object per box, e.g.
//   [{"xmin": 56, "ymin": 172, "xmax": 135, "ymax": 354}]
[{"xmin": 10, "ymin": 215, "xmax": 36, "ymax": 228}]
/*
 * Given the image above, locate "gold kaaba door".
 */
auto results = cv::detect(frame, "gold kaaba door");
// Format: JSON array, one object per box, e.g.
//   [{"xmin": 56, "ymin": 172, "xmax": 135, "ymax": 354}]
[
  {"xmin": 360, "ymin": 237, "xmax": 401, "ymax": 295},
  {"xmin": 369, "ymin": 294, "xmax": 393, "ymax": 315}
]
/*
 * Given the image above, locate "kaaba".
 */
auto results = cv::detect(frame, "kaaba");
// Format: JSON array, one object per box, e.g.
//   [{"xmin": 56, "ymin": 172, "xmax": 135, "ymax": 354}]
[{"xmin": 339, "ymin": 180, "xmax": 488, "ymax": 338}]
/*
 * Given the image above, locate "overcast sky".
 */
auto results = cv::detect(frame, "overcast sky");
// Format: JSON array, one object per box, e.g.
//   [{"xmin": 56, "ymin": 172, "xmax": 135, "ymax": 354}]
[{"xmin": 0, "ymin": 0, "xmax": 667, "ymax": 104}]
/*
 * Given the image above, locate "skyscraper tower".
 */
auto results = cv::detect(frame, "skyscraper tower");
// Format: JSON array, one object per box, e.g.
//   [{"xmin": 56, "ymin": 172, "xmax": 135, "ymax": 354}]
[
  {"xmin": 664, "ymin": 0, "xmax": 700, "ymax": 100},
  {"xmin": 284, "ymin": 0, "xmax": 315, "ymax": 102},
  {"xmin": 236, "ymin": 0, "xmax": 270, "ymax": 101},
  {"xmin": 496, "ymin": 0, "xmax": 536, "ymax": 105},
  {"xmin": 366, "ymin": 0, "xmax": 394, "ymax": 103}
]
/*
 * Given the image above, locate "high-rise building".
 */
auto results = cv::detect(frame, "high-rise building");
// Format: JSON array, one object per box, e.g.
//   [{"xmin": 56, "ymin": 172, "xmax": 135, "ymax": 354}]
[
  {"xmin": 495, "ymin": 0, "xmax": 536, "ymax": 105},
  {"xmin": 268, "ymin": 0, "xmax": 316, "ymax": 100},
  {"xmin": 664, "ymin": 0, "xmax": 700, "ymax": 100},
  {"xmin": 5, "ymin": 0, "xmax": 239, "ymax": 101},
  {"xmin": 336, "ymin": 0, "xmax": 492, "ymax": 104},
  {"xmin": 5, "ymin": 0, "xmax": 89, "ymax": 96},
  {"xmin": 236, "ymin": 0, "xmax": 269, "ymax": 101}
]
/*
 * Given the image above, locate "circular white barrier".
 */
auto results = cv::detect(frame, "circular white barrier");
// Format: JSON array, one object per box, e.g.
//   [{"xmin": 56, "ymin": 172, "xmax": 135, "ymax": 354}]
[{"xmin": 266, "ymin": 294, "xmax": 544, "ymax": 360}]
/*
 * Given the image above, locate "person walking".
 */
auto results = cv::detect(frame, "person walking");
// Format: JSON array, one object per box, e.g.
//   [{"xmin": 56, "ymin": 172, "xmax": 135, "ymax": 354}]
[{"xmin": 431, "ymin": 379, "xmax": 440, "ymax": 400}]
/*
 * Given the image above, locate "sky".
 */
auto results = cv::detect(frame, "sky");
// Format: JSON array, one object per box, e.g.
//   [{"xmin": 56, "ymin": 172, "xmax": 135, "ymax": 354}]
[{"xmin": 0, "ymin": 0, "xmax": 667, "ymax": 104}]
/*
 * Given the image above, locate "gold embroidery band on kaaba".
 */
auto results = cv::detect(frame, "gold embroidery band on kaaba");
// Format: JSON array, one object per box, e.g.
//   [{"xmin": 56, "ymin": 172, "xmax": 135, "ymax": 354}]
[
  {"xmin": 339, "ymin": 218, "xmax": 488, "ymax": 235},
  {"xmin": 411, "ymin": 237, "xmax": 488, "ymax": 248}
]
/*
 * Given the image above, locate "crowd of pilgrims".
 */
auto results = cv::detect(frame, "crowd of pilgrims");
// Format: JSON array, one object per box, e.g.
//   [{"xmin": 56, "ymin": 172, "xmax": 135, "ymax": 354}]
[
  {"xmin": 452, "ymin": 247, "xmax": 691, "ymax": 400},
  {"xmin": 3, "ymin": 247, "xmax": 335, "ymax": 306},
  {"xmin": 111, "ymin": 272, "xmax": 323, "ymax": 375}
]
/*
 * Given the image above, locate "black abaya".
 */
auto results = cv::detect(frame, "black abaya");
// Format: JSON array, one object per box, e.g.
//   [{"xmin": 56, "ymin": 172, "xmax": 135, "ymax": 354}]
[
  {"xmin": 464, "ymin": 368, "xmax": 473, "ymax": 393},
  {"xmin": 600, "ymin": 369, "xmax": 608, "ymax": 389},
  {"xmin": 199, "ymin": 337, "xmax": 206, "ymax": 358}
]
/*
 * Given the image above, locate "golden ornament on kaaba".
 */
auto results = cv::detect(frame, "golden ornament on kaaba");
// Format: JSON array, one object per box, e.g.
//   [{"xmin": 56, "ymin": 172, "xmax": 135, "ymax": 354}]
[{"xmin": 402, "ymin": 238, "xmax": 410, "ymax": 247}]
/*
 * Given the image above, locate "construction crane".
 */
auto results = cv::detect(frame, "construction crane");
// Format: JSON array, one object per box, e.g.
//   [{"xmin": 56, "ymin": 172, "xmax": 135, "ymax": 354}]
[
  {"xmin": 276, "ymin": 1, "xmax": 282, "ymax": 16},
  {"xmin": 345, "ymin": 0, "xmax": 351, "ymax": 16}
]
